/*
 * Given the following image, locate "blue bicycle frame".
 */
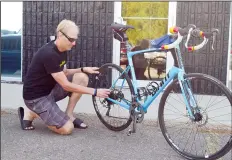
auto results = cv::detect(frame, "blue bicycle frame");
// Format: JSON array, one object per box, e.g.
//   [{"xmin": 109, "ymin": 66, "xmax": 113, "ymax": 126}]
[{"xmin": 106, "ymin": 45, "xmax": 197, "ymax": 120}]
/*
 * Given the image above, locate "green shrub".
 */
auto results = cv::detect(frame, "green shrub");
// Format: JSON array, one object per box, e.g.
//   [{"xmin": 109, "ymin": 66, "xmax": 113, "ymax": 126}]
[{"xmin": 122, "ymin": 2, "xmax": 169, "ymax": 46}]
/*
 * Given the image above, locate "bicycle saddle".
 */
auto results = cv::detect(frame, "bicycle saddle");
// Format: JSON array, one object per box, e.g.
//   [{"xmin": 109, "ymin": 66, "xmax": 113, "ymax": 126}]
[{"xmin": 110, "ymin": 22, "xmax": 135, "ymax": 30}]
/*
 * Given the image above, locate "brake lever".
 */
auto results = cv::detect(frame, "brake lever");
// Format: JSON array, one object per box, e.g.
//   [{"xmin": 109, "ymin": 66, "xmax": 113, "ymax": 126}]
[
  {"xmin": 185, "ymin": 27, "xmax": 194, "ymax": 48},
  {"xmin": 184, "ymin": 24, "xmax": 197, "ymax": 48},
  {"xmin": 187, "ymin": 24, "xmax": 197, "ymax": 30},
  {"xmin": 211, "ymin": 29, "xmax": 219, "ymax": 50},
  {"xmin": 191, "ymin": 28, "xmax": 201, "ymax": 38}
]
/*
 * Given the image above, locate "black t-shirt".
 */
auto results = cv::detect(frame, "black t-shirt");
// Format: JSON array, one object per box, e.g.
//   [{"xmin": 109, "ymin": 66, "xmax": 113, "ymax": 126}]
[{"xmin": 23, "ymin": 40, "xmax": 67, "ymax": 100}]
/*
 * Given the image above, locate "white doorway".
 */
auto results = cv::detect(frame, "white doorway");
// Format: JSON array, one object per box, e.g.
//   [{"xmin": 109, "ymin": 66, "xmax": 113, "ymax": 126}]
[{"xmin": 112, "ymin": 2, "xmax": 177, "ymax": 87}]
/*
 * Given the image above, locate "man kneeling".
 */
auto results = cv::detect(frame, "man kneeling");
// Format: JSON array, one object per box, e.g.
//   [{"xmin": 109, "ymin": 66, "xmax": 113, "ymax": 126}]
[{"xmin": 19, "ymin": 19, "xmax": 110, "ymax": 135}]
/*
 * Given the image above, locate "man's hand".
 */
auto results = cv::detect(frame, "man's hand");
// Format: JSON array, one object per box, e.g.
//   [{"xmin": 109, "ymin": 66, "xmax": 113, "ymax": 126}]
[
  {"xmin": 83, "ymin": 67, "xmax": 99, "ymax": 74},
  {"xmin": 96, "ymin": 89, "xmax": 111, "ymax": 98}
]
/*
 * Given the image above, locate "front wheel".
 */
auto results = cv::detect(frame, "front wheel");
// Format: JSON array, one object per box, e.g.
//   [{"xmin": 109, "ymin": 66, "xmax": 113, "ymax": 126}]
[
  {"xmin": 158, "ymin": 73, "xmax": 232, "ymax": 160},
  {"xmin": 92, "ymin": 63, "xmax": 135, "ymax": 131}
]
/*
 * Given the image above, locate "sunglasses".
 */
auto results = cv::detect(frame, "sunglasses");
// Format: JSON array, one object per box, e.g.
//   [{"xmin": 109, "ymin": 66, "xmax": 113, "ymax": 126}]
[{"xmin": 60, "ymin": 30, "xmax": 77, "ymax": 43}]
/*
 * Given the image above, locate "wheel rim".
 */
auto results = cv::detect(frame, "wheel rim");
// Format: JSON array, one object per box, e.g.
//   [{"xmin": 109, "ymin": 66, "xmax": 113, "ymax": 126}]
[
  {"xmin": 160, "ymin": 74, "xmax": 232, "ymax": 159},
  {"xmin": 93, "ymin": 65, "xmax": 133, "ymax": 130}
]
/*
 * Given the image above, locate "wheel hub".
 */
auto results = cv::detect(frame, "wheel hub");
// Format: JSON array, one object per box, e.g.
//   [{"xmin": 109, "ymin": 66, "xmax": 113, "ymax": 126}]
[{"xmin": 194, "ymin": 113, "xmax": 203, "ymax": 122}]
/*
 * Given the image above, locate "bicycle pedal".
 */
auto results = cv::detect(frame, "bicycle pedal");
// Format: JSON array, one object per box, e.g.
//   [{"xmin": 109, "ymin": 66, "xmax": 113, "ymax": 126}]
[
  {"xmin": 127, "ymin": 129, "xmax": 136, "ymax": 136},
  {"xmin": 127, "ymin": 130, "xmax": 132, "ymax": 136}
]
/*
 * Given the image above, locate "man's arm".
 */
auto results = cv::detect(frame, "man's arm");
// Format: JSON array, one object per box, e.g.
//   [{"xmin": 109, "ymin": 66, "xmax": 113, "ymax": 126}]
[
  {"xmin": 63, "ymin": 68, "xmax": 82, "ymax": 76},
  {"xmin": 42, "ymin": 54, "xmax": 108, "ymax": 95},
  {"xmin": 51, "ymin": 71, "xmax": 110, "ymax": 98},
  {"xmin": 64, "ymin": 67, "xmax": 99, "ymax": 76}
]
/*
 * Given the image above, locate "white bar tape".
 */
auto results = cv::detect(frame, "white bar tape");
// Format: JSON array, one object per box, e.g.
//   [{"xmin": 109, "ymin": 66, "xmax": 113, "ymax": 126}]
[
  {"xmin": 192, "ymin": 37, "xmax": 208, "ymax": 50},
  {"xmin": 164, "ymin": 32, "xmax": 183, "ymax": 49}
]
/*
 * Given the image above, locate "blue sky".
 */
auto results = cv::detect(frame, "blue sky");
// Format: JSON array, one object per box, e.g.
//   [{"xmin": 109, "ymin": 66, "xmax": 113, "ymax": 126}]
[{"xmin": 1, "ymin": 2, "xmax": 22, "ymax": 32}]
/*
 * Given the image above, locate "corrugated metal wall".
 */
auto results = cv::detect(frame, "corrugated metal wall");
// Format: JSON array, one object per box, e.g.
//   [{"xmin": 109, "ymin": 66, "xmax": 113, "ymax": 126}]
[
  {"xmin": 22, "ymin": 1, "xmax": 114, "ymax": 85},
  {"xmin": 22, "ymin": 1, "xmax": 231, "ymax": 92},
  {"xmin": 176, "ymin": 1, "xmax": 231, "ymax": 85}
]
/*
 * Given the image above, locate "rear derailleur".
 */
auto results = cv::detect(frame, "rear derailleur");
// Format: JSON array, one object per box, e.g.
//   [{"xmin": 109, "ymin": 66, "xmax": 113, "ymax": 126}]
[{"xmin": 127, "ymin": 101, "xmax": 145, "ymax": 136}]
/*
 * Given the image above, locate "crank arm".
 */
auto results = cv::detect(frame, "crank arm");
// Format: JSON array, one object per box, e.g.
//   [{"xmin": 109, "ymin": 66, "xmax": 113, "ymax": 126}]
[{"xmin": 127, "ymin": 112, "xmax": 138, "ymax": 136}]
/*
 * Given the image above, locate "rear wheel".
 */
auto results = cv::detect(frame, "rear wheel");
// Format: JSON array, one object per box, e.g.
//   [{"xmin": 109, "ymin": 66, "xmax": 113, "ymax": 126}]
[
  {"xmin": 158, "ymin": 73, "xmax": 232, "ymax": 160},
  {"xmin": 92, "ymin": 63, "xmax": 135, "ymax": 131}
]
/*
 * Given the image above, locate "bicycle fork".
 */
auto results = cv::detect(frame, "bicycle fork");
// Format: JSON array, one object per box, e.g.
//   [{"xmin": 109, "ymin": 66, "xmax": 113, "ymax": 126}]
[{"xmin": 178, "ymin": 72, "xmax": 198, "ymax": 120}]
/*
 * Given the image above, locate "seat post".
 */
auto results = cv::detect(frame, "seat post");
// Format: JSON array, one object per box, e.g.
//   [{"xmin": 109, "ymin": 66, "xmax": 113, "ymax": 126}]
[{"xmin": 125, "ymin": 41, "xmax": 132, "ymax": 52}]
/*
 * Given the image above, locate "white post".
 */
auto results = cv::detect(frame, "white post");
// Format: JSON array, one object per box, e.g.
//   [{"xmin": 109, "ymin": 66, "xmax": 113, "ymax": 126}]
[{"xmin": 226, "ymin": 2, "xmax": 232, "ymax": 91}]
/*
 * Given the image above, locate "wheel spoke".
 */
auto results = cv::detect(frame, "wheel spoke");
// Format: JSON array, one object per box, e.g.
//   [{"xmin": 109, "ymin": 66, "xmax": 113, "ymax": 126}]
[
  {"xmin": 160, "ymin": 74, "xmax": 232, "ymax": 159},
  {"xmin": 92, "ymin": 64, "xmax": 133, "ymax": 131}
]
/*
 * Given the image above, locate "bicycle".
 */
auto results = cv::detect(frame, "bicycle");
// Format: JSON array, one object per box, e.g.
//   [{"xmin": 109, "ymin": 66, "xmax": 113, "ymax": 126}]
[{"xmin": 92, "ymin": 23, "xmax": 232, "ymax": 160}]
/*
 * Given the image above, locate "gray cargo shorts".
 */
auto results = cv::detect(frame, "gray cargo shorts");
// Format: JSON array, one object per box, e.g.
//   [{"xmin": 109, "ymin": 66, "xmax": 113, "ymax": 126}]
[{"xmin": 24, "ymin": 75, "xmax": 73, "ymax": 129}]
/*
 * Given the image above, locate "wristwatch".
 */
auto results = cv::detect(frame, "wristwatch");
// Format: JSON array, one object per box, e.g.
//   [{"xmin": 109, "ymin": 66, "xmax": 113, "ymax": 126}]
[{"xmin": 93, "ymin": 88, "xmax": 97, "ymax": 96}]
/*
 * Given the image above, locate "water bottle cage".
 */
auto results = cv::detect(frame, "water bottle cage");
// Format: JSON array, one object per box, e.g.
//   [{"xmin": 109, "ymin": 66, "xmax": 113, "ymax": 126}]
[
  {"xmin": 137, "ymin": 81, "xmax": 160, "ymax": 100},
  {"xmin": 146, "ymin": 81, "xmax": 160, "ymax": 96},
  {"xmin": 137, "ymin": 87, "xmax": 148, "ymax": 100}
]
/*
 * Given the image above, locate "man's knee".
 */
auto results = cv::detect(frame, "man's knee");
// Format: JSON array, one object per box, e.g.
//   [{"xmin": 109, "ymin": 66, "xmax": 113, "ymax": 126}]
[
  {"xmin": 73, "ymin": 72, "xmax": 89, "ymax": 86},
  {"xmin": 48, "ymin": 120, "xmax": 74, "ymax": 135}
]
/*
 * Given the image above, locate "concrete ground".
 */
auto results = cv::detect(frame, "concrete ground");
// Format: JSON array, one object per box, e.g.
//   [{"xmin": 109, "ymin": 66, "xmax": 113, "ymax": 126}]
[{"xmin": 1, "ymin": 109, "xmax": 231, "ymax": 160}]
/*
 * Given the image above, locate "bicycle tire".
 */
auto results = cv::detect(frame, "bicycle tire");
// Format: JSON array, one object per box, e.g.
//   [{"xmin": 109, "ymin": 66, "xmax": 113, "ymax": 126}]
[
  {"xmin": 92, "ymin": 63, "xmax": 135, "ymax": 131},
  {"xmin": 158, "ymin": 73, "xmax": 232, "ymax": 160}
]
